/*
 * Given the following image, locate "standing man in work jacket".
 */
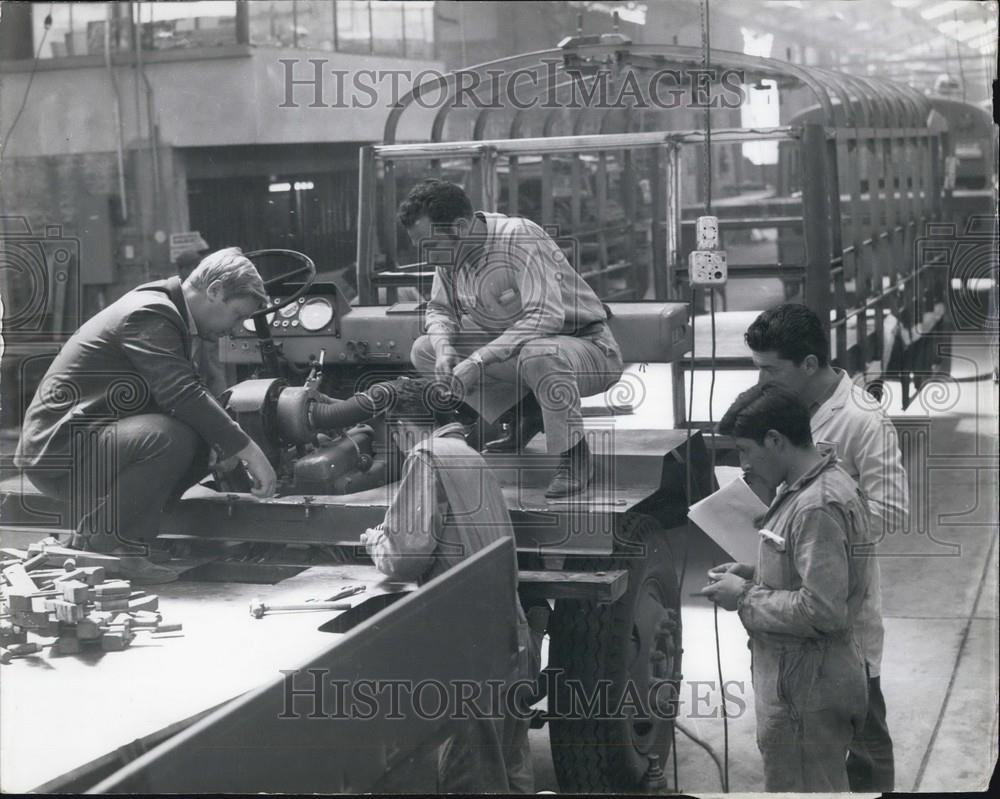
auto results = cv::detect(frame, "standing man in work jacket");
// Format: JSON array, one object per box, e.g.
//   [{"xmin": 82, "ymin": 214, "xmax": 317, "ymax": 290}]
[
  {"xmin": 399, "ymin": 179, "xmax": 624, "ymax": 497},
  {"xmin": 14, "ymin": 248, "xmax": 277, "ymax": 584},
  {"xmin": 362, "ymin": 378, "xmax": 546, "ymax": 793},
  {"xmin": 702, "ymin": 384, "xmax": 871, "ymax": 791},
  {"xmin": 743, "ymin": 303, "xmax": 906, "ymax": 791}
]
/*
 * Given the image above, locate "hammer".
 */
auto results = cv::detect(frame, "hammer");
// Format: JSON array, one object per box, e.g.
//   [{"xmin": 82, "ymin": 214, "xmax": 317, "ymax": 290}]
[
  {"xmin": 249, "ymin": 598, "xmax": 351, "ymax": 619},
  {"xmin": 0, "ymin": 642, "xmax": 46, "ymax": 664}
]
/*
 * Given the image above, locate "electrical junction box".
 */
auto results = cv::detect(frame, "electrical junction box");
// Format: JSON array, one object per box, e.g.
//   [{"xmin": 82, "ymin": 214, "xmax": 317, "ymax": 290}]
[
  {"xmin": 688, "ymin": 250, "xmax": 728, "ymax": 286},
  {"xmin": 695, "ymin": 215, "xmax": 720, "ymax": 250}
]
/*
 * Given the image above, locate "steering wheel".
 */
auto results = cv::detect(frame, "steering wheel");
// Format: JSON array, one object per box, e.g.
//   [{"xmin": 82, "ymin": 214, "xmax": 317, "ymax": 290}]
[
  {"xmin": 245, "ymin": 248, "xmax": 317, "ymax": 320},
  {"xmin": 243, "ymin": 249, "xmax": 316, "ymax": 377}
]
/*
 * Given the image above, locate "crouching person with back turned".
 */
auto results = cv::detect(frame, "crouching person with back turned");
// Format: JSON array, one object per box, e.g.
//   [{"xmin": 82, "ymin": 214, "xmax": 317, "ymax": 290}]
[
  {"xmin": 699, "ymin": 384, "xmax": 871, "ymax": 791},
  {"xmin": 361, "ymin": 378, "xmax": 547, "ymax": 792}
]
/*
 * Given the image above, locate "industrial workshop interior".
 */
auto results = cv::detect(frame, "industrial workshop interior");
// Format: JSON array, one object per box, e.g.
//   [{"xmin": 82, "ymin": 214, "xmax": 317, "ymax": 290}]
[{"xmin": 0, "ymin": 0, "xmax": 997, "ymax": 794}]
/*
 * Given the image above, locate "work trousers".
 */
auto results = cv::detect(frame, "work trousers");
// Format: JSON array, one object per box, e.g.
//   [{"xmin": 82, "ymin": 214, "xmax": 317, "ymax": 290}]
[
  {"xmin": 437, "ymin": 604, "xmax": 545, "ymax": 793},
  {"xmin": 436, "ymin": 713, "xmax": 533, "ymax": 793},
  {"xmin": 23, "ymin": 413, "xmax": 207, "ymax": 551},
  {"xmin": 411, "ymin": 332, "xmax": 623, "ymax": 455},
  {"xmin": 847, "ymin": 674, "xmax": 895, "ymax": 791},
  {"xmin": 750, "ymin": 635, "xmax": 868, "ymax": 792}
]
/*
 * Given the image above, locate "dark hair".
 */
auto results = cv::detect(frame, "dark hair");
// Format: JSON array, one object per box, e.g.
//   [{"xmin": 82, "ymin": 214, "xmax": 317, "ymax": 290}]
[
  {"xmin": 397, "ymin": 179, "xmax": 473, "ymax": 228},
  {"xmin": 385, "ymin": 378, "xmax": 458, "ymax": 426},
  {"xmin": 717, "ymin": 384, "xmax": 813, "ymax": 447},
  {"xmin": 744, "ymin": 303, "xmax": 829, "ymax": 367}
]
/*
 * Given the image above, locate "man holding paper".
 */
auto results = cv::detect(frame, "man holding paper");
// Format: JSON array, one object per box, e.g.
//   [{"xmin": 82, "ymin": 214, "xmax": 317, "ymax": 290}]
[
  {"xmin": 743, "ymin": 303, "xmax": 906, "ymax": 792},
  {"xmin": 699, "ymin": 385, "xmax": 872, "ymax": 792}
]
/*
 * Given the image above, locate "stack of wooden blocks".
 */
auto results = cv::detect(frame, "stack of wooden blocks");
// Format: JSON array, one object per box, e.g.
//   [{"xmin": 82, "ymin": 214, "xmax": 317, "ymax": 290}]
[{"xmin": 0, "ymin": 543, "xmax": 182, "ymax": 662}]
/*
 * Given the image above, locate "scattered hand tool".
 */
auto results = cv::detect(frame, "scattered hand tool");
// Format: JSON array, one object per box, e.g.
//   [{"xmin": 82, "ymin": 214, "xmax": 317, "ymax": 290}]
[
  {"xmin": 320, "ymin": 585, "xmax": 366, "ymax": 603},
  {"xmin": 249, "ymin": 598, "xmax": 353, "ymax": 619}
]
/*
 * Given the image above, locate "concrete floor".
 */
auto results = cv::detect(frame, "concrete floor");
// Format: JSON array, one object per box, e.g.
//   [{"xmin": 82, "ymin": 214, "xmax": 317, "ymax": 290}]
[{"xmin": 529, "ymin": 331, "xmax": 999, "ymax": 793}]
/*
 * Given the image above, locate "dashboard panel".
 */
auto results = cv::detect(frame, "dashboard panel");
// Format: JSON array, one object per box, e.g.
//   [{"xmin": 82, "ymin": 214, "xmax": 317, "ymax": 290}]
[{"xmin": 223, "ymin": 285, "xmax": 425, "ymax": 366}]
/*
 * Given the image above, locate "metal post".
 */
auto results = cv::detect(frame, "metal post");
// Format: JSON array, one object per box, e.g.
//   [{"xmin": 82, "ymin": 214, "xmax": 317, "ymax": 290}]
[
  {"xmin": 508, "ymin": 156, "xmax": 520, "ymax": 215},
  {"xmin": 622, "ymin": 148, "xmax": 637, "ymax": 298},
  {"xmin": 541, "ymin": 155, "xmax": 554, "ymax": 228},
  {"xmin": 595, "ymin": 151, "xmax": 609, "ymax": 297},
  {"xmin": 479, "ymin": 147, "xmax": 498, "ymax": 211},
  {"xmin": 331, "ymin": 0, "xmax": 338, "ymax": 51},
  {"xmin": 400, "ymin": 2, "xmax": 407, "ymax": 58},
  {"xmin": 236, "ymin": 0, "xmax": 249, "ymax": 45},
  {"xmin": 368, "ymin": 0, "xmax": 374, "ymax": 54},
  {"xmin": 800, "ymin": 123, "xmax": 833, "ymax": 339},
  {"xmin": 356, "ymin": 146, "xmax": 376, "ymax": 304}
]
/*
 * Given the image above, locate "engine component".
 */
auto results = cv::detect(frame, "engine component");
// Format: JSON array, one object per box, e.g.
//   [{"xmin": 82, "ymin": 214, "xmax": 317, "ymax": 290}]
[
  {"xmin": 333, "ymin": 459, "xmax": 387, "ymax": 494},
  {"xmin": 275, "ymin": 385, "xmax": 317, "ymax": 446},
  {"xmin": 223, "ymin": 378, "xmax": 286, "ymax": 462},
  {"xmin": 292, "ymin": 426, "xmax": 375, "ymax": 495}
]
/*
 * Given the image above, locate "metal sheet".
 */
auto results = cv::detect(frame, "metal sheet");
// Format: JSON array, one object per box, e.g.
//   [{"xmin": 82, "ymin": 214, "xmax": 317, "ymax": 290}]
[{"xmin": 88, "ymin": 539, "xmax": 520, "ymax": 794}]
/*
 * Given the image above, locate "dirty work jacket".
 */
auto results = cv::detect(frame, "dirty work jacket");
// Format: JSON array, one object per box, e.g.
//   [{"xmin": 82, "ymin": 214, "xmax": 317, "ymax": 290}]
[
  {"xmin": 364, "ymin": 424, "xmax": 537, "ymax": 682},
  {"xmin": 739, "ymin": 449, "xmax": 872, "ymax": 644},
  {"xmin": 737, "ymin": 450, "xmax": 872, "ymax": 790},
  {"xmin": 423, "ymin": 212, "xmax": 621, "ymax": 366},
  {"xmin": 811, "ymin": 368, "xmax": 909, "ymax": 677},
  {"xmin": 14, "ymin": 277, "xmax": 250, "ymax": 472}
]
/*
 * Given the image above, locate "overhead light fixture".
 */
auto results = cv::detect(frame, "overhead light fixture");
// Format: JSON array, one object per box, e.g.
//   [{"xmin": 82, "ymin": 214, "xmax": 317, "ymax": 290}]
[
  {"xmin": 920, "ymin": 1, "xmax": 966, "ymax": 20},
  {"xmin": 293, "ymin": 181, "xmax": 314, "ymax": 191},
  {"xmin": 953, "ymin": 20, "xmax": 996, "ymax": 41},
  {"xmin": 268, "ymin": 182, "xmax": 291, "ymax": 193},
  {"xmin": 936, "ymin": 19, "xmax": 963, "ymax": 34},
  {"xmin": 966, "ymin": 31, "xmax": 998, "ymax": 49}
]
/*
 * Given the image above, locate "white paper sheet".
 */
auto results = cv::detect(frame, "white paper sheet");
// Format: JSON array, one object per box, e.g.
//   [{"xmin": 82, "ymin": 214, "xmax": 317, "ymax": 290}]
[{"xmin": 687, "ymin": 476, "xmax": 769, "ymax": 564}]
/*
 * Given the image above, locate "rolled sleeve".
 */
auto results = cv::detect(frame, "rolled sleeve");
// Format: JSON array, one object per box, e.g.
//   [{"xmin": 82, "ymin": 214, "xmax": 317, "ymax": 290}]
[
  {"xmin": 366, "ymin": 452, "xmax": 441, "ymax": 581},
  {"xmin": 856, "ymin": 416, "xmax": 909, "ymax": 539}
]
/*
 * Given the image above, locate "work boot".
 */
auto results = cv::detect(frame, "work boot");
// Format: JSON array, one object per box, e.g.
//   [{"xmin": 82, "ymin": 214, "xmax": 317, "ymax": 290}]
[
  {"xmin": 544, "ymin": 439, "xmax": 594, "ymax": 498},
  {"xmin": 71, "ymin": 531, "xmax": 172, "ymax": 563},
  {"xmin": 68, "ymin": 534, "xmax": 178, "ymax": 585},
  {"xmin": 485, "ymin": 393, "xmax": 545, "ymax": 453},
  {"xmin": 114, "ymin": 556, "xmax": 179, "ymax": 586}
]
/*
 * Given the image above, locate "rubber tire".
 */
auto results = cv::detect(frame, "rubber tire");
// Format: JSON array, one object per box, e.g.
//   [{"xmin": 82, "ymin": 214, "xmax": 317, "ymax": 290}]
[{"xmin": 547, "ymin": 514, "xmax": 682, "ymax": 793}]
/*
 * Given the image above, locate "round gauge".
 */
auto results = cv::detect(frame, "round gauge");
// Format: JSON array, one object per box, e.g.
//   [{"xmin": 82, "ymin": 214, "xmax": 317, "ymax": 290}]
[
  {"xmin": 299, "ymin": 297, "xmax": 333, "ymax": 331},
  {"xmin": 278, "ymin": 301, "xmax": 299, "ymax": 319}
]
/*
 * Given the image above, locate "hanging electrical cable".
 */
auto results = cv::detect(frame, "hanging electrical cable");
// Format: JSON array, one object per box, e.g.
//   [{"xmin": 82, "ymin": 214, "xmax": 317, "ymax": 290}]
[
  {"xmin": 673, "ymin": 3, "xmax": 732, "ymax": 792},
  {"xmin": 701, "ymin": 0, "xmax": 730, "ymax": 793},
  {"xmin": 0, "ymin": 5, "xmax": 52, "ymax": 160}
]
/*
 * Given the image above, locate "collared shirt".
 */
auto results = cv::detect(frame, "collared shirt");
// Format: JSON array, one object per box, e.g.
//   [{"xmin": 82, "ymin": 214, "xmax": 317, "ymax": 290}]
[
  {"xmin": 738, "ymin": 450, "xmax": 872, "ymax": 645},
  {"xmin": 424, "ymin": 212, "xmax": 616, "ymax": 365},
  {"xmin": 809, "ymin": 369, "xmax": 908, "ymax": 677},
  {"xmin": 811, "ymin": 369, "xmax": 909, "ymax": 537}
]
